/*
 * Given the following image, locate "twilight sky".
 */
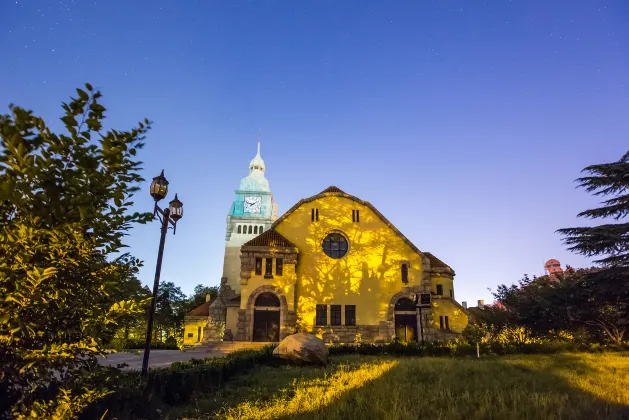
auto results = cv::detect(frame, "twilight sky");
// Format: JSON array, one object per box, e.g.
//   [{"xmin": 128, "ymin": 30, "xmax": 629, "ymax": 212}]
[{"xmin": 1, "ymin": 0, "xmax": 628, "ymax": 304}]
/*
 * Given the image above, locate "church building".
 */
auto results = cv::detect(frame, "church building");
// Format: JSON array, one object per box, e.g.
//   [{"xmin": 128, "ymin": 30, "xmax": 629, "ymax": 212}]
[{"xmin": 183, "ymin": 143, "xmax": 468, "ymax": 345}]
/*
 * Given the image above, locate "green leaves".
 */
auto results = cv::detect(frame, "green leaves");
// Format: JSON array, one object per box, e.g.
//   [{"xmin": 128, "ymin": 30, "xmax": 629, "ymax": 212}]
[{"xmin": 0, "ymin": 84, "xmax": 154, "ymax": 418}]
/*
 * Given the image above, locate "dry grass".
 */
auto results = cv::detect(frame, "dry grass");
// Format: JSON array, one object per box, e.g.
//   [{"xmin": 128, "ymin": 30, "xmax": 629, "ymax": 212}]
[{"xmin": 165, "ymin": 352, "xmax": 629, "ymax": 420}]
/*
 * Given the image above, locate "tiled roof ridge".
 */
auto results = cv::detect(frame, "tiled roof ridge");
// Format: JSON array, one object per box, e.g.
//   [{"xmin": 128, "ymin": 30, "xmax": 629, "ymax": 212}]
[{"xmin": 242, "ymin": 227, "xmax": 297, "ymax": 248}]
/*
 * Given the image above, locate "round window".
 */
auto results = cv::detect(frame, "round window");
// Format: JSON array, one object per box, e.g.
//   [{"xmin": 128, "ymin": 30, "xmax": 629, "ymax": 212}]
[{"xmin": 322, "ymin": 233, "xmax": 349, "ymax": 259}]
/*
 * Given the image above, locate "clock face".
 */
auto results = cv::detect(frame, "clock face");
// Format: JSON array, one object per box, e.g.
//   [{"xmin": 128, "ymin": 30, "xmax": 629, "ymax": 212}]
[{"xmin": 244, "ymin": 196, "xmax": 262, "ymax": 213}]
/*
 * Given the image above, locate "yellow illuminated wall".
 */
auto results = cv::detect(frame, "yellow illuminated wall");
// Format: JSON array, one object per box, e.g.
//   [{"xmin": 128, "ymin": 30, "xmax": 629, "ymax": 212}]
[
  {"xmin": 273, "ymin": 195, "xmax": 426, "ymax": 331},
  {"xmin": 183, "ymin": 317, "xmax": 207, "ymax": 345}
]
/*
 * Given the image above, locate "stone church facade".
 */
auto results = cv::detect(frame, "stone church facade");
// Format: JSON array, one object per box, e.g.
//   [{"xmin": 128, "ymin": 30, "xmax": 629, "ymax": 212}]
[{"xmin": 183, "ymin": 144, "xmax": 468, "ymax": 345}]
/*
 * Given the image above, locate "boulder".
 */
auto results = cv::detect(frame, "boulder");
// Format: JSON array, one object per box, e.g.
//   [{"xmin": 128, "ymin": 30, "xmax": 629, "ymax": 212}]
[{"xmin": 273, "ymin": 333, "xmax": 328, "ymax": 364}]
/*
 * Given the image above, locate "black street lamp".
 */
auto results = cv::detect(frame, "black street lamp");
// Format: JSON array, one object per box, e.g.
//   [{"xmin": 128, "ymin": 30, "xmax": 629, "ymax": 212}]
[
  {"xmin": 413, "ymin": 293, "xmax": 431, "ymax": 346},
  {"xmin": 141, "ymin": 170, "xmax": 183, "ymax": 376}
]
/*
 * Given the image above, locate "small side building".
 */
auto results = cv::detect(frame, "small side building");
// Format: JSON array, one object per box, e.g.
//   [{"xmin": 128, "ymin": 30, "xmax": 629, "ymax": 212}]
[{"xmin": 183, "ymin": 295, "xmax": 213, "ymax": 345}]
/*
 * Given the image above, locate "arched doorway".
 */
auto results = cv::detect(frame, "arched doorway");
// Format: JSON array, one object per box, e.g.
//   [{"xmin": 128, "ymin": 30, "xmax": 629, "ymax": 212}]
[
  {"xmin": 394, "ymin": 297, "xmax": 417, "ymax": 343},
  {"xmin": 253, "ymin": 292, "xmax": 281, "ymax": 342}
]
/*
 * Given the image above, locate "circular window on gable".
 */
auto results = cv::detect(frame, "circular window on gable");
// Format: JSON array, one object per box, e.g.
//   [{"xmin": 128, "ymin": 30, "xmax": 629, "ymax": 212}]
[{"xmin": 322, "ymin": 232, "xmax": 349, "ymax": 259}]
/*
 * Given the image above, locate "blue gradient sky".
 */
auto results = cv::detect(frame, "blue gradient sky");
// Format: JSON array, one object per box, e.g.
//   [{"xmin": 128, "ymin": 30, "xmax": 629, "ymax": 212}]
[{"xmin": 1, "ymin": 0, "xmax": 628, "ymax": 304}]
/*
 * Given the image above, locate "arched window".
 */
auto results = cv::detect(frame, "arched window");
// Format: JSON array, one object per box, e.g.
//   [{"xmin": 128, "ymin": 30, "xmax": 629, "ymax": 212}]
[
  {"xmin": 395, "ymin": 297, "xmax": 415, "ymax": 312},
  {"xmin": 237, "ymin": 225, "xmax": 242, "ymax": 234},
  {"xmin": 248, "ymin": 225, "xmax": 253, "ymax": 234},
  {"xmin": 254, "ymin": 226, "xmax": 258, "ymax": 234},
  {"xmin": 259, "ymin": 226, "xmax": 264, "ymax": 233},
  {"xmin": 243, "ymin": 225, "xmax": 248, "ymax": 234},
  {"xmin": 255, "ymin": 292, "xmax": 280, "ymax": 307}
]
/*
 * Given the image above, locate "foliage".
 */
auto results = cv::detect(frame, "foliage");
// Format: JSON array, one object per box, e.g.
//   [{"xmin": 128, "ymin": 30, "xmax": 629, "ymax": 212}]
[
  {"xmin": 492, "ymin": 268, "xmax": 629, "ymax": 345},
  {"xmin": 153, "ymin": 281, "xmax": 187, "ymax": 341},
  {"xmin": 184, "ymin": 284, "xmax": 219, "ymax": 311},
  {"xmin": 557, "ymin": 150, "xmax": 629, "ymax": 268},
  {"xmin": 0, "ymin": 84, "xmax": 152, "ymax": 418},
  {"xmin": 80, "ymin": 346, "xmax": 280, "ymax": 419}
]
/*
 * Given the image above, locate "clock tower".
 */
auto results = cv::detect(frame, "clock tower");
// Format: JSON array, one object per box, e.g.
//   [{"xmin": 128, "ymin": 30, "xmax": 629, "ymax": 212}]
[{"xmin": 221, "ymin": 142, "xmax": 278, "ymax": 293}]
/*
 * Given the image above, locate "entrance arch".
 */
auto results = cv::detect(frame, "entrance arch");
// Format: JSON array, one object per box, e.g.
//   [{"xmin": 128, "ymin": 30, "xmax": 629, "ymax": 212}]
[
  {"xmin": 394, "ymin": 297, "xmax": 417, "ymax": 343},
  {"xmin": 253, "ymin": 292, "xmax": 281, "ymax": 342}
]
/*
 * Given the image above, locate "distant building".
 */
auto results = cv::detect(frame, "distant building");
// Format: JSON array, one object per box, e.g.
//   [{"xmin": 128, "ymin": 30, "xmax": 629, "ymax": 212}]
[{"xmin": 544, "ymin": 259, "xmax": 563, "ymax": 280}]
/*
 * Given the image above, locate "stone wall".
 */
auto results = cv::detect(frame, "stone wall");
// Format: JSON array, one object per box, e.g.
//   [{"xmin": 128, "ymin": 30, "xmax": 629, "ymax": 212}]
[{"xmin": 204, "ymin": 277, "xmax": 240, "ymax": 342}]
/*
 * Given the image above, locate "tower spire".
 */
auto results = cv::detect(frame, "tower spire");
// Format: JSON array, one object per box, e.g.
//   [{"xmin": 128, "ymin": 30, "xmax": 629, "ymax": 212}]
[{"xmin": 257, "ymin": 130, "xmax": 261, "ymax": 156}]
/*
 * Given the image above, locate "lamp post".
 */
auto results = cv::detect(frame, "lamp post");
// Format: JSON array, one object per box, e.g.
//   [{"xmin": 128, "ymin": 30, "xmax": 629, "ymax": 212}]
[
  {"xmin": 141, "ymin": 170, "xmax": 184, "ymax": 377},
  {"xmin": 413, "ymin": 293, "xmax": 431, "ymax": 346}
]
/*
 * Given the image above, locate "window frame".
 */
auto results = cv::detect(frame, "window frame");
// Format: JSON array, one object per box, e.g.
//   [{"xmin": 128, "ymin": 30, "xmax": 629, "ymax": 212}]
[
  {"xmin": 439, "ymin": 315, "xmax": 444, "ymax": 329},
  {"xmin": 436, "ymin": 284, "xmax": 444, "ymax": 296},
  {"xmin": 276, "ymin": 258, "xmax": 283, "ymax": 276},
  {"xmin": 264, "ymin": 258, "xmax": 273, "ymax": 278},
  {"xmin": 315, "ymin": 304, "xmax": 327, "ymax": 326},
  {"xmin": 445, "ymin": 315, "xmax": 450, "ymax": 330},
  {"xmin": 401, "ymin": 263, "xmax": 409, "ymax": 284},
  {"xmin": 345, "ymin": 305, "xmax": 356, "ymax": 326},
  {"xmin": 322, "ymin": 232, "xmax": 349, "ymax": 259},
  {"xmin": 255, "ymin": 258, "xmax": 262, "ymax": 275},
  {"xmin": 330, "ymin": 305, "xmax": 342, "ymax": 326}
]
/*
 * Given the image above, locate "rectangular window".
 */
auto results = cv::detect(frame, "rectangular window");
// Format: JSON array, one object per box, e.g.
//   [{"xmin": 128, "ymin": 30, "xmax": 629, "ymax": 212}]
[
  {"xmin": 401, "ymin": 263, "xmax": 408, "ymax": 284},
  {"xmin": 331, "ymin": 305, "xmax": 342, "ymax": 326},
  {"xmin": 439, "ymin": 315, "xmax": 444, "ymax": 329},
  {"xmin": 345, "ymin": 305, "xmax": 356, "ymax": 326},
  {"xmin": 445, "ymin": 316, "xmax": 450, "ymax": 330},
  {"xmin": 449, "ymin": 289, "xmax": 453, "ymax": 298},
  {"xmin": 315, "ymin": 304, "xmax": 327, "ymax": 326},
  {"xmin": 265, "ymin": 258, "xmax": 273, "ymax": 277},
  {"xmin": 351, "ymin": 210, "xmax": 361, "ymax": 222},
  {"xmin": 187, "ymin": 333, "xmax": 194, "ymax": 338},
  {"xmin": 436, "ymin": 284, "xmax": 443, "ymax": 296},
  {"xmin": 316, "ymin": 208, "xmax": 319, "ymax": 221},
  {"xmin": 311, "ymin": 208, "xmax": 315, "ymax": 222},
  {"xmin": 352, "ymin": 210, "xmax": 355, "ymax": 222},
  {"xmin": 356, "ymin": 210, "xmax": 359, "ymax": 222},
  {"xmin": 255, "ymin": 258, "xmax": 262, "ymax": 275},
  {"xmin": 276, "ymin": 258, "xmax": 283, "ymax": 275}
]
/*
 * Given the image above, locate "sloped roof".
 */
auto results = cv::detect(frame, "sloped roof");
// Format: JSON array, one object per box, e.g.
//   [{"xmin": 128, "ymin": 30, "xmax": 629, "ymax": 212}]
[
  {"xmin": 187, "ymin": 300, "xmax": 212, "ymax": 317},
  {"xmin": 242, "ymin": 228, "xmax": 297, "ymax": 248},
  {"xmin": 424, "ymin": 252, "xmax": 450, "ymax": 269},
  {"xmin": 272, "ymin": 186, "xmax": 453, "ymax": 274}
]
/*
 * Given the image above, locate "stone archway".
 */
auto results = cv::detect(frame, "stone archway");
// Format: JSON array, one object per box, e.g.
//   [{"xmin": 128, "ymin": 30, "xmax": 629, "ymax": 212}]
[
  {"xmin": 253, "ymin": 292, "xmax": 281, "ymax": 342},
  {"xmin": 244, "ymin": 285, "xmax": 291, "ymax": 342},
  {"xmin": 387, "ymin": 292, "xmax": 416, "ymax": 342}
]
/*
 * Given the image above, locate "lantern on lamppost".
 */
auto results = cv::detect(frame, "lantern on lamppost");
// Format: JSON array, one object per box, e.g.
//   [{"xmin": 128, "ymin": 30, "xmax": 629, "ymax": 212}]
[{"xmin": 142, "ymin": 170, "xmax": 183, "ymax": 376}]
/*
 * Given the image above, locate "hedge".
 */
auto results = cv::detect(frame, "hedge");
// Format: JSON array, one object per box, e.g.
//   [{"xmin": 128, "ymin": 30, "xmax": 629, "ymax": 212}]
[{"xmin": 80, "ymin": 345, "xmax": 281, "ymax": 419}]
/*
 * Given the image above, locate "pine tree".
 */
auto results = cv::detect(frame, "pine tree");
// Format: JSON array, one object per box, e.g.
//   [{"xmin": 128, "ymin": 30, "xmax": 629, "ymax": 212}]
[{"xmin": 557, "ymin": 150, "xmax": 629, "ymax": 269}]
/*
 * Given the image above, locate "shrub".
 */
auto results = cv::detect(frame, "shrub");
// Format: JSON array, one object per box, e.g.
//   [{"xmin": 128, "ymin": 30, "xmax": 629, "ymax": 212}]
[{"xmin": 80, "ymin": 345, "xmax": 281, "ymax": 419}]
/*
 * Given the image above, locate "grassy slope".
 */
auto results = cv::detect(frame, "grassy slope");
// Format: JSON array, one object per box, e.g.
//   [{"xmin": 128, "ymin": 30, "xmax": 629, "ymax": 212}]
[{"xmin": 166, "ymin": 352, "xmax": 629, "ymax": 420}]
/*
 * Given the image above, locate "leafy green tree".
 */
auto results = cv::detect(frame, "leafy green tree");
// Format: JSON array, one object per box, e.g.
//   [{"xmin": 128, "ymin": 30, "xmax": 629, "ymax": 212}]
[
  {"xmin": 557, "ymin": 150, "xmax": 629, "ymax": 269},
  {"xmin": 462, "ymin": 323, "xmax": 488, "ymax": 358},
  {"xmin": 154, "ymin": 281, "xmax": 187, "ymax": 340},
  {"xmin": 186, "ymin": 284, "xmax": 219, "ymax": 309},
  {"xmin": 0, "ymin": 84, "xmax": 152, "ymax": 418}
]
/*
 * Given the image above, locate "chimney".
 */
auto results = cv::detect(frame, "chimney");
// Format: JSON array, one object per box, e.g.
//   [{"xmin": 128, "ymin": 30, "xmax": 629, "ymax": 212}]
[
  {"xmin": 478, "ymin": 299, "xmax": 484, "ymax": 308},
  {"xmin": 462, "ymin": 301, "xmax": 468, "ymax": 309},
  {"xmin": 206, "ymin": 294, "xmax": 212, "ymax": 302}
]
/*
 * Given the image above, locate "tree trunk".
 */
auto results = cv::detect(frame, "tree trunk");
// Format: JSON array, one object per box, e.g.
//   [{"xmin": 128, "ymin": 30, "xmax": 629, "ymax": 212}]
[{"xmin": 476, "ymin": 342, "xmax": 480, "ymax": 358}]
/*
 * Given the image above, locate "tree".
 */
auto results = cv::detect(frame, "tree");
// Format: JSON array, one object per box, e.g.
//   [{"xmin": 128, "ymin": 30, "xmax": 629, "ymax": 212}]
[
  {"xmin": 154, "ymin": 281, "xmax": 187, "ymax": 340},
  {"xmin": 557, "ymin": 150, "xmax": 629, "ymax": 269},
  {"xmin": 187, "ymin": 284, "xmax": 219, "ymax": 309},
  {"xmin": 0, "ymin": 84, "xmax": 152, "ymax": 418}
]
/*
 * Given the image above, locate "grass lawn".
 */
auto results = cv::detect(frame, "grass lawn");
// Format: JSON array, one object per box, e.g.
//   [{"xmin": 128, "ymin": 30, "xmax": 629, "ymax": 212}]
[{"xmin": 163, "ymin": 352, "xmax": 629, "ymax": 420}]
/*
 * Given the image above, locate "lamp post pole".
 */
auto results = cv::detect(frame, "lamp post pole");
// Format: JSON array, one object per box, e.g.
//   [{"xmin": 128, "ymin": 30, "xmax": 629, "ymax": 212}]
[
  {"xmin": 417, "ymin": 305, "xmax": 425, "ymax": 346},
  {"xmin": 141, "ymin": 207, "xmax": 170, "ymax": 376},
  {"xmin": 141, "ymin": 170, "xmax": 183, "ymax": 377}
]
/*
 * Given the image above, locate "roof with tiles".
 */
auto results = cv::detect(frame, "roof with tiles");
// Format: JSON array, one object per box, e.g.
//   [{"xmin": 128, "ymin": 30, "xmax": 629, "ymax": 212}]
[
  {"xmin": 242, "ymin": 228, "xmax": 297, "ymax": 248},
  {"xmin": 424, "ymin": 252, "xmax": 451, "ymax": 269},
  {"xmin": 186, "ymin": 300, "xmax": 212, "ymax": 317}
]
